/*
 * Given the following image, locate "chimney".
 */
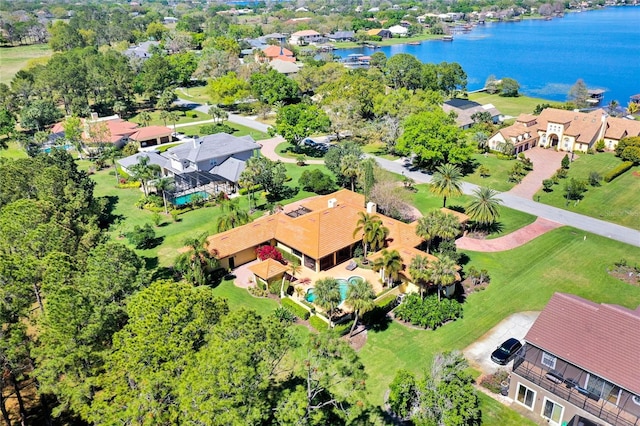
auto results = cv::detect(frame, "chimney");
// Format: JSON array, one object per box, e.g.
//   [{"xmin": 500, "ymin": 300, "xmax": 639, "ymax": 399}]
[
  {"xmin": 192, "ymin": 137, "xmax": 199, "ymax": 149},
  {"xmin": 327, "ymin": 198, "xmax": 337, "ymax": 208},
  {"xmin": 366, "ymin": 202, "xmax": 377, "ymax": 214}
]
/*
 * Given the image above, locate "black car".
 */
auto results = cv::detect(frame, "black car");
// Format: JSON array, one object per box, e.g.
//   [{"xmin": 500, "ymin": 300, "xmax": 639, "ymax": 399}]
[{"xmin": 491, "ymin": 338, "xmax": 522, "ymax": 365}]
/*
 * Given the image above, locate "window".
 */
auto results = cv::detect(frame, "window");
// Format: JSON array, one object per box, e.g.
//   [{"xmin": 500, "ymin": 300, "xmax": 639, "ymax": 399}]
[
  {"xmin": 586, "ymin": 374, "xmax": 621, "ymax": 404},
  {"xmin": 633, "ymin": 395, "xmax": 640, "ymax": 406},
  {"xmin": 292, "ymin": 248, "xmax": 302, "ymax": 257},
  {"xmin": 541, "ymin": 352, "xmax": 557, "ymax": 369},
  {"xmin": 516, "ymin": 384, "xmax": 536, "ymax": 409},
  {"xmin": 542, "ymin": 398, "xmax": 564, "ymax": 425}
]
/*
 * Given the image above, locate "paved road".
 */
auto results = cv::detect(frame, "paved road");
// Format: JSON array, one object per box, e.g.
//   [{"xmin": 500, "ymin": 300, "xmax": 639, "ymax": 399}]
[
  {"xmin": 375, "ymin": 157, "xmax": 640, "ymax": 248},
  {"xmin": 172, "ymin": 98, "xmax": 640, "ymax": 248}
]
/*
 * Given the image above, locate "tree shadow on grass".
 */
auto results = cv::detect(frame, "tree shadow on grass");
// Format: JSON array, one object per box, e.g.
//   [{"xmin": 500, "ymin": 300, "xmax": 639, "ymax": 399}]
[
  {"xmin": 98, "ymin": 195, "xmax": 124, "ymax": 229},
  {"xmin": 362, "ymin": 307, "xmax": 393, "ymax": 332}
]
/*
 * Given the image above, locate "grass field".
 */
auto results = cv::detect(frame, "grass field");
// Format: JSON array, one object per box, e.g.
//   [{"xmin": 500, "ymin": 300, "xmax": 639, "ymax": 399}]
[
  {"xmin": 333, "ymin": 34, "xmax": 444, "ymax": 49},
  {"xmin": 129, "ymin": 108, "xmax": 210, "ymax": 127},
  {"xmin": 359, "ymin": 226, "xmax": 640, "ymax": 405},
  {"xmin": 534, "ymin": 152, "xmax": 640, "ymax": 230},
  {"xmin": 468, "ymin": 92, "xmax": 551, "ymax": 117},
  {"xmin": 411, "ymin": 184, "xmax": 537, "ymax": 239},
  {"xmin": 176, "ymin": 86, "xmax": 210, "ymax": 104},
  {"xmin": 0, "ymin": 44, "xmax": 52, "ymax": 84},
  {"xmin": 463, "ymin": 153, "xmax": 519, "ymax": 192},
  {"xmin": 0, "ymin": 141, "xmax": 28, "ymax": 159},
  {"xmin": 177, "ymin": 121, "xmax": 269, "ymax": 140}
]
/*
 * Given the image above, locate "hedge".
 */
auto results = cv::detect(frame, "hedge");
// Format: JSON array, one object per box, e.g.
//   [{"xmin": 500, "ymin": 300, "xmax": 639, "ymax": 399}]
[
  {"xmin": 603, "ymin": 161, "xmax": 634, "ymax": 182},
  {"xmin": 281, "ymin": 298, "xmax": 310, "ymax": 320},
  {"xmin": 333, "ymin": 320, "xmax": 354, "ymax": 336},
  {"xmin": 117, "ymin": 181, "xmax": 141, "ymax": 189},
  {"xmin": 309, "ymin": 315, "xmax": 329, "ymax": 331},
  {"xmin": 239, "ymin": 184, "xmax": 263, "ymax": 195}
]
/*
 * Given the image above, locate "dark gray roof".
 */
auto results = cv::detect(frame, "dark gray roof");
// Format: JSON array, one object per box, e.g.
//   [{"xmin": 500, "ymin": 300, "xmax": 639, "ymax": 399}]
[
  {"xmin": 444, "ymin": 98, "xmax": 482, "ymax": 110},
  {"xmin": 328, "ymin": 31, "xmax": 355, "ymax": 39},
  {"xmin": 166, "ymin": 133, "xmax": 259, "ymax": 163},
  {"xmin": 210, "ymin": 157, "xmax": 247, "ymax": 182},
  {"xmin": 117, "ymin": 151, "xmax": 170, "ymax": 170}
]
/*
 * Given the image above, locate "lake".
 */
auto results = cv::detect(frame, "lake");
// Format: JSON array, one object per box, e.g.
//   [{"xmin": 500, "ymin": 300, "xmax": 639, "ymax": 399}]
[{"xmin": 335, "ymin": 7, "xmax": 640, "ymax": 104}]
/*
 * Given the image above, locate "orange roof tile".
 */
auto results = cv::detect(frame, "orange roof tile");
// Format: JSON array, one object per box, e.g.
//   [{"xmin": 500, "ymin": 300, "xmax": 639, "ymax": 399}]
[
  {"xmin": 249, "ymin": 258, "xmax": 288, "ymax": 280},
  {"xmin": 206, "ymin": 215, "xmax": 278, "ymax": 258},
  {"xmin": 604, "ymin": 116, "xmax": 640, "ymax": 140},
  {"xmin": 262, "ymin": 45, "xmax": 293, "ymax": 58},
  {"xmin": 130, "ymin": 125, "xmax": 173, "ymax": 141}
]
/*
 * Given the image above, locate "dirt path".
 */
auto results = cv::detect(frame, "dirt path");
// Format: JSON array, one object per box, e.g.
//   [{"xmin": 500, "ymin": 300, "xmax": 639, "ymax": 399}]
[
  {"xmin": 507, "ymin": 148, "xmax": 566, "ymax": 199},
  {"xmin": 456, "ymin": 217, "xmax": 562, "ymax": 252}
]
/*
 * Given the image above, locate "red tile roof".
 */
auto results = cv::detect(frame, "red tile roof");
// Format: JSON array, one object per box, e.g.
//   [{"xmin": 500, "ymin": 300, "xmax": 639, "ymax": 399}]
[
  {"xmin": 130, "ymin": 125, "xmax": 173, "ymax": 141},
  {"xmin": 262, "ymin": 45, "xmax": 293, "ymax": 58},
  {"xmin": 525, "ymin": 293, "xmax": 640, "ymax": 394}
]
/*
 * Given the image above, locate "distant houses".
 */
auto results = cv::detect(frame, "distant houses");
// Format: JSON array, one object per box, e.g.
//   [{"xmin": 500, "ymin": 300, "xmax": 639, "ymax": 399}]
[
  {"xmin": 123, "ymin": 40, "xmax": 161, "ymax": 60},
  {"xmin": 442, "ymin": 99, "xmax": 501, "ymax": 130},
  {"xmin": 289, "ymin": 30, "xmax": 322, "ymax": 45},
  {"xmin": 488, "ymin": 107, "xmax": 640, "ymax": 154}
]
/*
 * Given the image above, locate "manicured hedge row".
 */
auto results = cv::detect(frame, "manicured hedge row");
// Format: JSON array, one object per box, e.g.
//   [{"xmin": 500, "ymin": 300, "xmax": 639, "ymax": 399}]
[
  {"xmin": 603, "ymin": 161, "xmax": 634, "ymax": 182},
  {"xmin": 333, "ymin": 320, "xmax": 354, "ymax": 336},
  {"xmin": 281, "ymin": 298, "xmax": 310, "ymax": 320},
  {"xmin": 239, "ymin": 184, "xmax": 263, "ymax": 195},
  {"xmin": 309, "ymin": 315, "xmax": 328, "ymax": 331}
]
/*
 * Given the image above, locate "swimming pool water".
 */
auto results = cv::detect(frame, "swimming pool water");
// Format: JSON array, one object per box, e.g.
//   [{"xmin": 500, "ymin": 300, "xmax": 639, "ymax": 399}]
[
  {"xmin": 172, "ymin": 191, "xmax": 209, "ymax": 206},
  {"xmin": 305, "ymin": 276, "xmax": 363, "ymax": 303}
]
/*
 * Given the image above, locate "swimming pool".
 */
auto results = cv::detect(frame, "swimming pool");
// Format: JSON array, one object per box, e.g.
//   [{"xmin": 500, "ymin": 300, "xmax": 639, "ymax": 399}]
[
  {"xmin": 42, "ymin": 144, "xmax": 73, "ymax": 154},
  {"xmin": 305, "ymin": 276, "xmax": 363, "ymax": 303},
  {"xmin": 172, "ymin": 191, "xmax": 209, "ymax": 206}
]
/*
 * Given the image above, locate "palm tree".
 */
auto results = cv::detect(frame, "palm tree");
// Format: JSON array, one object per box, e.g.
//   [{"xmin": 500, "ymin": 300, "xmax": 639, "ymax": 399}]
[
  {"xmin": 174, "ymin": 234, "xmax": 220, "ymax": 286},
  {"xmin": 466, "ymin": 187, "xmax": 503, "ymax": 230},
  {"xmin": 314, "ymin": 277, "xmax": 341, "ymax": 327},
  {"xmin": 409, "ymin": 254, "xmax": 432, "ymax": 298},
  {"xmin": 430, "ymin": 163, "xmax": 463, "ymax": 208},
  {"xmin": 159, "ymin": 110, "xmax": 170, "ymax": 127},
  {"xmin": 216, "ymin": 198, "xmax": 250, "ymax": 232},
  {"xmin": 437, "ymin": 212, "xmax": 461, "ymax": 242},
  {"xmin": 100, "ymin": 145, "xmax": 122, "ymax": 185},
  {"xmin": 138, "ymin": 111, "xmax": 152, "ymax": 127},
  {"xmin": 352, "ymin": 212, "xmax": 389, "ymax": 262},
  {"xmin": 430, "ymin": 255, "xmax": 457, "ymax": 302},
  {"xmin": 281, "ymin": 261, "xmax": 302, "ymax": 298},
  {"xmin": 340, "ymin": 154, "xmax": 361, "ymax": 192},
  {"xmin": 129, "ymin": 155, "xmax": 160, "ymax": 196},
  {"xmin": 416, "ymin": 210, "xmax": 442, "ymax": 254},
  {"xmin": 155, "ymin": 177, "xmax": 174, "ymax": 215},
  {"xmin": 167, "ymin": 111, "xmax": 180, "ymax": 133},
  {"xmin": 373, "ymin": 249, "xmax": 403, "ymax": 287},
  {"xmin": 344, "ymin": 279, "xmax": 375, "ymax": 337}
]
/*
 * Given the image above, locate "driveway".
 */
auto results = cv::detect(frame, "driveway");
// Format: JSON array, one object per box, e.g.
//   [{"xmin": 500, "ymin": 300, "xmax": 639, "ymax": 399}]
[
  {"xmin": 456, "ymin": 217, "xmax": 562, "ymax": 252},
  {"xmin": 508, "ymin": 147, "xmax": 566, "ymax": 199},
  {"xmin": 463, "ymin": 311, "xmax": 539, "ymax": 376}
]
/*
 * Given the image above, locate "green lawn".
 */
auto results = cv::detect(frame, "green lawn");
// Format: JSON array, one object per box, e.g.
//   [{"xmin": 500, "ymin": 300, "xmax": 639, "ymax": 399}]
[
  {"xmin": 177, "ymin": 121, "xmax": 269, "ymax": 140},
  {"xmin": 176, "ymin": 86, "xmax": 210, "ymax": 104},
  {"xmin": 0, "ymin": 141, "xmax": 28, "ymax": 159},
  {"xmin": 463, "ymin": 153, "xmax": 519, "ymax": 192},
  {"xmin": 411, "ymin": 184, "xmax": 536, "ymax": 239},
  {"xmin": 534, "ymin": 152, "xmax": 640, "ymax": 230},
  {"xmin": 332, "ymin": 34, "xmax": 443, "ymax": 49},
  {"xmin": 0, "ymin": 44, "xmax": 52, "ymax": 84},
  {"xmin": 129, "ymin": 108, "xmax": 209, "ymax": 127},
  {"xmin": 468, "ymin": 92, "xmax": 551, "ymax": 117},
  {"xmin": 478, "ymin": 393, "xmax": 538, "ymax": 426},
  {"xmin": 359, "ymin": 227, "xmax": 640, "ymax": 404}
]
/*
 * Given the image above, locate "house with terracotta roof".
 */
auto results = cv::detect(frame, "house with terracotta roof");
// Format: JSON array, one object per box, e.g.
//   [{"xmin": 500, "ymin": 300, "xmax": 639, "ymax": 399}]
[
  {"xmin": 130, "ymin": 125, "xmax": 174, "ymax": 149},
  {"xmin": 51, "ymin": 114, "xmax": 139, "ymax": 149},
  {"xmin": 366, "ymin": 28, "xmax": 392, "ymax": 38},
  {"xmin": 510, "ymin": 293, "xmax": 640, "ymax": 426},
  {"xmin": 489, "ymin": 108, "xmax": 640, "ymax": 154},
  {"xmin": 289, "ymin": 29, "xmax": 322, "ymax": 45},
  {"xmin": 257, "ymin": 45, "xmax": 295, "ymax": 63}
]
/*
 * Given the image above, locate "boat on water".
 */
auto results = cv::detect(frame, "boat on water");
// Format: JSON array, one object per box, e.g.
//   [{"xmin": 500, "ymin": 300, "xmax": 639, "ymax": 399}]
[
  {"xmin": 408, "ymin": 41, "xmax": 421, "ymax": 45},
  {"xmin": 442, "ymin": 35, "xmax": 454, "ymax": 41}
]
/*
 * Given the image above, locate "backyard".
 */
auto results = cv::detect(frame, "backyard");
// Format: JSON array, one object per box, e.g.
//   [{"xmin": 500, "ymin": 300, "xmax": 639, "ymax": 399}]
[
  {"xmin": 463, "ymin": 153, "xmax": 522, "ymax": 192},
  {"xmin": 468, "ymin": 92, "xmax": 551, "ymax": 117},
  {"xmin": 176, "ymin": 121, "xmax": 269, "ymax": 140},
  {"xmin": 129, "ymin": 107, "xmax": 210, "ymax": 127},
  {"xmin": 534, "ymin": 152, "xmax": 640, "ymax": 230}
]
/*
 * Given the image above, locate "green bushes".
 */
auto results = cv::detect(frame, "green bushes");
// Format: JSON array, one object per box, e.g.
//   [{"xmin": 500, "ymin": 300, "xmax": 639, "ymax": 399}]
[
  {"xmin": 126, "ymin": 223, "xmax": 156, "ymax": 249},
  {"xmin": 603, "ymin": 161, "xmax": 634, "ymax": 182},
  {"xmin": 333, "ymin": 320, "xmax": 354, "ymax": 336},
  {"xmin": 117, "ymin": 181, "xmax": 141, "ymax": 189},
  {"xmin": 238, "ymin": 184, "xmax": 263, "ymax": 195},
  {"xmin": 199, "ymin": 123, "xmax": 235, "ymax": 135},
  {"xmin": 309, "ymin": 315, "xmax": 329, "ymax": 331},
  {"xmin": 394, "ymin": 294, "xmax": 463, "ymax": 329},
  {"xmin": 480, "ymin": 370, "xmax": 509, "ymax": 394},
  {"xmin": 280, "ymin": 298, "xmax": 310, "ymax": 320}
]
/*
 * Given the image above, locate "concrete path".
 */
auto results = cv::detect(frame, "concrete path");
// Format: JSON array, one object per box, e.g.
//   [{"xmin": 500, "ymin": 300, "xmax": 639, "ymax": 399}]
[
  {"xmin": 463, "ymin": 311, "xmax": 539, "ymax": 376},
  {"xmin": 456, "ymin": 217, "xmax": 563, "ymax": 252},
  {"xmin": 175, "ymin": 98, "xmax": 271, "ymax": 134},
  {"xmin": 258, "ymin": 135, "xmax": 324, "ymax": 165},
  {"xmin": 374, "ymin": 157, "xmax": 640, "ymax": 247},
  {"xmin": 508, "ymin": 148, "xmax": 565, "ymax": 199}
]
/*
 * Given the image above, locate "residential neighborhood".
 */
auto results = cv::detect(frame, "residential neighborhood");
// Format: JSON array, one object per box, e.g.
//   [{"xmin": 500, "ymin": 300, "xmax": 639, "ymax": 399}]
[{"xmin": 0, "ymin": 1, "xmax": 639, "ymax": 425}]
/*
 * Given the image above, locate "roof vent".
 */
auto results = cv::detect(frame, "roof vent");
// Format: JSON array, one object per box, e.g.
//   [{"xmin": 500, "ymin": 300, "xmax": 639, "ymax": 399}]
[
  {"xmin": 328, "ymin": 198, "xmax": 338, "ymax": 208},
  {"xmin": 366, "ymin": 202, "xmax": 377, "ymax": 213}
]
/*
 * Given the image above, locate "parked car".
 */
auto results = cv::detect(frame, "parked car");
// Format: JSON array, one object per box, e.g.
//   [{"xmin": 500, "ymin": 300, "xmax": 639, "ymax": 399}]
[{"xmin": 491, "ymin": 338, "xmax": 522, "ymax": 365}]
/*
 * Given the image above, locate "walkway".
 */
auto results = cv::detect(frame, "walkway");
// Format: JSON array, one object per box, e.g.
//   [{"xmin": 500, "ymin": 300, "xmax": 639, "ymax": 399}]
[
  {"xmin": 456, "ymin": 217, "xmax": 562, "ymax": 252},
  {"xmin": 258, "ymin": 135, "xmax": 324, "ymax": 164},
  {"xmin": 507, "ymin": 148, "xmax": 565, "ymax": 199},
  {"xmin": 374, "ymin": 157, "xmax": 640, "ymax": 248},
  {"xmin": 175, "ymin": 98, "xmax": 271, "ymax": 134}
]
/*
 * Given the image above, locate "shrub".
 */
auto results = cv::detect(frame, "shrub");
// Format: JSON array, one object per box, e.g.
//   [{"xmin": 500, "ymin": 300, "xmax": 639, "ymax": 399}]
[
  {"xmin": 588, "ymin": 171, "xmax": 602, "ymax": 186},
  {"xmin": 248, "ymin": 285, "xmax": 269, "ymax": 298},
  {"xmin": 256, "ymin": 245, "xmax": 285, "ymax": 263},
  {"xmin": 542, "ymin": 179, "xmax": 554, "ymax": 192},
  {"xmin": 126, "ymin": 223, "xmax": 156, "ymax": 249},
  {"xmin": 480, "ymin": 370, "xmax": 510, "ymax": 394},
  {"xmin": 151, "ymin": 212, "xmax": 162, "ymax": 227},
  {"xmin": 595, "ymin": 139, "xmax": 606, "ymax": 152},
  {"xmin": 299, "ymin": 169, "xmax": 335, "ymax": 194},
  {"xmin": 273, "ymin": 306, "xmax": 296, "ymax": 324},
  {"xmin": 199, "ymin": 123, "xmax": 235, "ymax": 135},
  {"xmin": 561, "ymin": 154, "xmax": 570, "ymax": 169},
  {"xmin": 170, "ymin": 210, "xmax": 180, "ymax": 222},
  {"xmin": 615, "ymin": 136, "xmax": 640, "ymax": 161},
  {"xmin": 333, "ymin": 320, "xmax": 354, "ymax": 336},
  {"xmin": 117, "ymin": 181, "xmax": 141, "ymax": 189},
  {"xmin": 555, "ymin": 167, "xmax": 568, "ymax": 179},
  {"xmin": 268, "ymin": 280, "xmax": 281, "ymax": 295},
  {"xmin": 309, "ymin": 315, "xmax": 329, "ymax": 332},
  {"xmin": 564, "ymin": 178, "xmax": 587, "ymax": 201},
  {"xmin": 239, "ymin": 184, "xmax": 263, "ymax": 195},
  {"xmin": 603, "ymin": 161, "xmax": 633, "ymax": 182},
  {"xmin": 520, "ymin": 156, "xmax": 533, "ymax": 171},
  {"xmin": 394, "ymin": 294, "xmax": 463, "ymax": 329},
  {"xmin": 281, "ymin": 298, "xmax": 310, "ymax": 320}
]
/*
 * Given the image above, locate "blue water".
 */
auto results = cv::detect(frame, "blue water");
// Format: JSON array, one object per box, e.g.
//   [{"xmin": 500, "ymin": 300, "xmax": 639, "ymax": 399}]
[
  {"xmin": 335, "ymin": 7, "xmax": 640, "ymax": 104},
  {"xmin": 172, "ymin": 191, "xmax": 209, "ymax": 206},
  {"xmin": 42, "ymin": 144, "xmax": 73, "ymax": 153},
  {"xmin": 305, "ymin": 276, "xmax": 363, "ymax": 303}
]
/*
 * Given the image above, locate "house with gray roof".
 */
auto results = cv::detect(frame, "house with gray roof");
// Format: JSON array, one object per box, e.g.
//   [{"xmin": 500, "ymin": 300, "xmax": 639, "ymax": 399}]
[
  {"xmin": 327, "ymin": 31, "xmax": 355, "ymax": 42},
  {"xmin": 442, "ymin": 99, "xmax": 501, "ymax": 130},
  {"xmin": 124, "ymin": 40, "xmax": 161, "ymax": 60},
  {"xmin": 118, "ymin": 133, "xmax": 261, "ymax": 201}
]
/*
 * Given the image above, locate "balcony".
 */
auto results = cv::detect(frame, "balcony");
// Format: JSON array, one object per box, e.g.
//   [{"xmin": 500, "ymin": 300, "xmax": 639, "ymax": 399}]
[{"xmin": 513, "ymin": 358, "xmax": 640, "ymax": 426}]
